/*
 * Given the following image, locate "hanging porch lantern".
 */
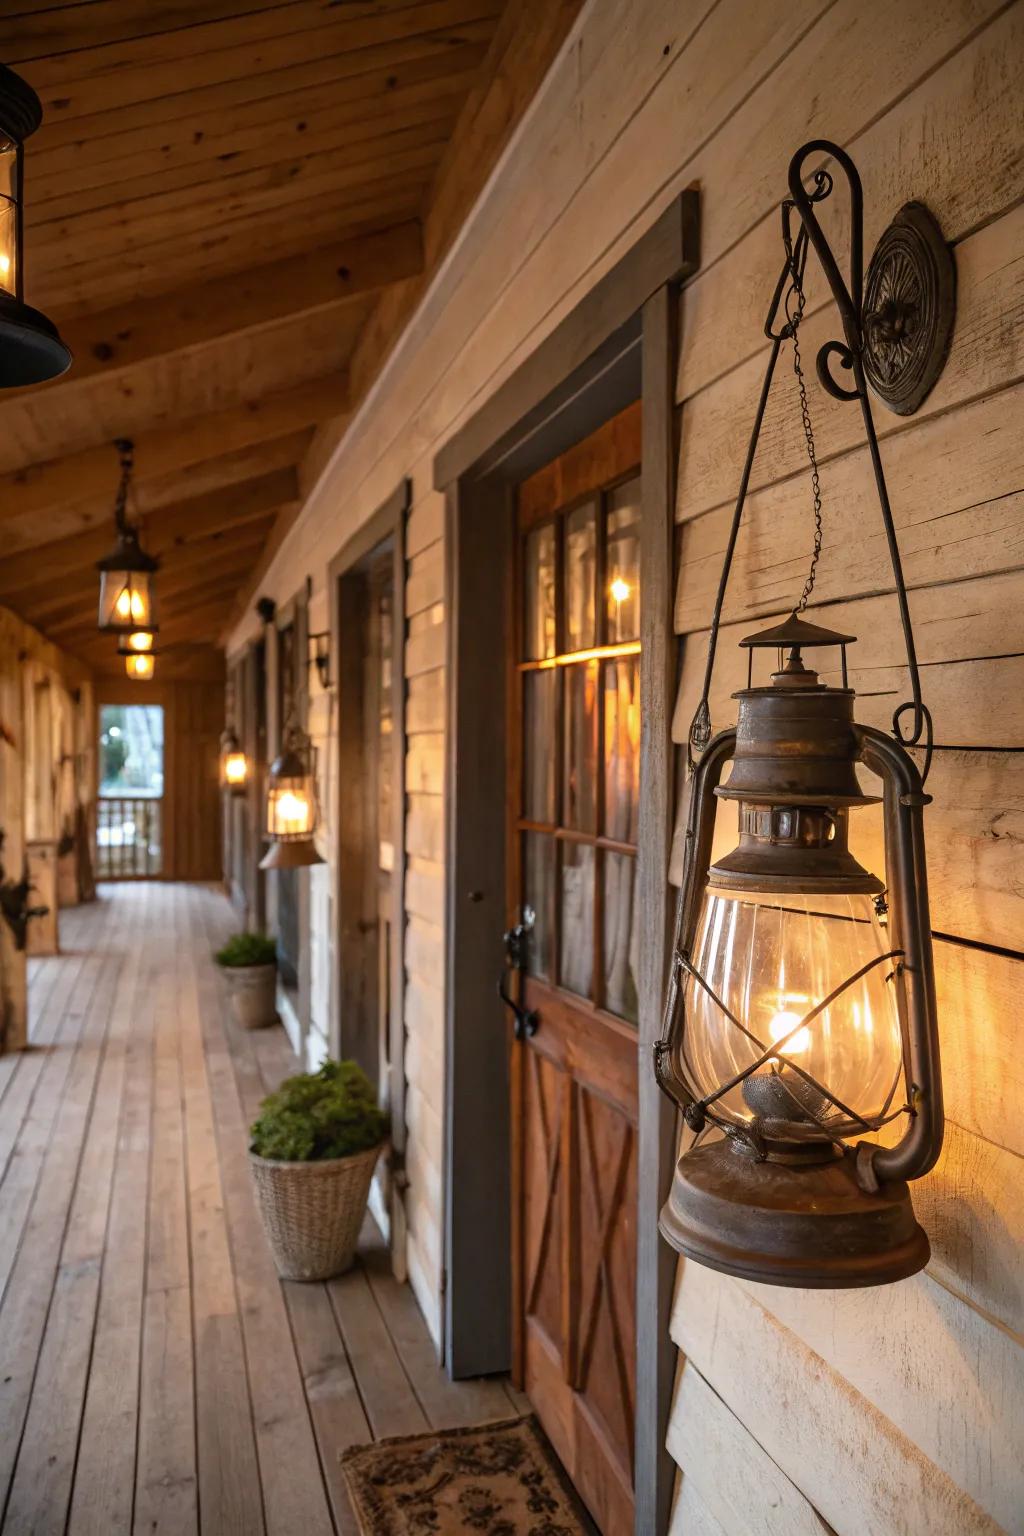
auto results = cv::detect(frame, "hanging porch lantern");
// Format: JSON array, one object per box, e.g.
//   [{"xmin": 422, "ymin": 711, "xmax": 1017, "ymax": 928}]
[
  {"xmin": 0, "ymin": 65, "xmax": 71, "ymax": 387},
  {"xmin": 97, "ymin": 440, "xmax": 159, "ymax": 634},
  {"xmin": 119, "ymin": 629, "xmax": 155, "ymax": 655},
  {"xmin": 655, "ymin": 141, "xmax": 951, "ymax": 1289},
  {"xmin": 220, "ymin": 728, "xmax": 249, "ymax": 797},
  {"xmin": 124, "ymin": 652, "xmax": 155, "ymax": 681},
  {"xmin": 259, "ymin": 721, "xmax": 323, "ymax": 869}
]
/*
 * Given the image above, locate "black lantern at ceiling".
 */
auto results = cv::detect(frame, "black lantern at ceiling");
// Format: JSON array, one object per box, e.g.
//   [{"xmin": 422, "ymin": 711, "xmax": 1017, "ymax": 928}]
[
  {"xmin": 654, "ymin": 141, "xmax": 953, "ymax": 1290},
  {"xmin": 0, "ymin": 64, "xmax": 71, "ymax": 388},
  {"xmin": 96, "ymin": 439, "xmax": 160, "ymax": 634}
]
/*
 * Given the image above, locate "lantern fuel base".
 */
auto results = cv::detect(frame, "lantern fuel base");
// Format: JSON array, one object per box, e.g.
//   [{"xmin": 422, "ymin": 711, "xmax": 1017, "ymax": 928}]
[{"xmin": 655, "ymin": 141, "xmax": 948, "ymax": 1290}]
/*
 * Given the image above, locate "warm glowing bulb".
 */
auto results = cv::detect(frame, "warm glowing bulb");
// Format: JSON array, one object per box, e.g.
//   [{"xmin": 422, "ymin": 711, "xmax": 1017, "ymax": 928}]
[
  {"xmin": 274, "ymin": 788, "xmax": 309, "ymax": 834},
  {"xmin": 769, "ymin": 1008, "xmax": 811, "ymax": 1056},
  {"xmin": 116, "ymin": 589, "xmax": 132, "ymax": 618},
  {"xmin": 0, "ymin": 254, "xmax": 9, "ymax": 278},
  {"xmin": 128, "ymin": 630, "xmax": 153, "ymax": 652},
  {"xmin": 224, "ymin": 752, "xmax": 247, "ymax": 786},
  {"xmin": 131, "ymin": 591, "xmax": 146, "ymax": 621},
  {"xmin": 125, "ymin": 653, "xmax": 154, "ymax": 680},
  {"xmin": 609, "ymin": 577, "xmax": 631, "ymax": 604}
]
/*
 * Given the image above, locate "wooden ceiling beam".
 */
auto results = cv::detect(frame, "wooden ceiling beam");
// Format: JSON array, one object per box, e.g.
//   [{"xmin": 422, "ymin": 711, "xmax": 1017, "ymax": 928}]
[
  {"xmin": 31, "ymin": 137, "xmax": 443, "ymax": 281},
  {"xmin": 0, "ymin": 0, "xmax": 330, "ymax": 63},
  {"xmin": 24, "ymin": 220, "xmax": 421, "ymax": 393},
  {"xmin": 20, "ymin": 0, "xmax": 502, "ymax": 118},
  {"xmin": 304, "ymin": 0, "xmax": 586, "ymax": 484},
  {"xmin": 219, "ymin": 499, "xmax": 303, "ymax": 644},
  {"xmin": 30, "ymin": 42, "xmax": 489, "ymax": 197},
  {"xmin": 11, "ymin": 514, "xmax": 279, "ymax": 619},
  {"xmin": 31, "ymin": 70, "xmax": 477, "ymax": 216},
  {"xmin": 0, "ymin": 377, "xmax": 343, "ymax": 523},
  {"xmin": 43, "ymin": 550, "xmax": 264, "ymax": 640},
  {"xmin": 26, "ymin": 19, "xmax": 497, "ymax": 156},
  {"xmin": 0, "ymin": 473, "xmax": 296, "ymax": 599}
]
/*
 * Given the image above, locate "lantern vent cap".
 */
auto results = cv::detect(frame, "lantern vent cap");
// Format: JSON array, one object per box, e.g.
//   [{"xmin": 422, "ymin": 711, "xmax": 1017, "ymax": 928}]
[
  {"xmin": 0, "ymin": 65, "xmax": 43, "ymax": 142},
  {"xmin": 740, "ymin": 611, "xmax": 856, "ymax": 651},
  {"xmin": 96, "ymin": 525, "xmax": 160, "ymax": 574}
]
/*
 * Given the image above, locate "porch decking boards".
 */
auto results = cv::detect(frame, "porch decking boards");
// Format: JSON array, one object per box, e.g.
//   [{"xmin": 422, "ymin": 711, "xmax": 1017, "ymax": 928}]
[{"xmin": 0, "ymin": 882, "xmax": 523, "ymax": 1536}]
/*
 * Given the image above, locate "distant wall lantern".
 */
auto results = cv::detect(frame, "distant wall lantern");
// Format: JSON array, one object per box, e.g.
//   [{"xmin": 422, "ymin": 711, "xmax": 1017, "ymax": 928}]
[
  {"xmin": 0, "ymin": 64, "xmax": 71, "ymax": 388},
  {"xmin": 655, "ymin": 142, "xmax": 953, "ymax": 1289},
  {"xmin": 259, "ymin": 721, "xmax": 324, "ymax": 870},
  {"xmin": 96, "ymin": 440, "xmax": 160, "ymax": 634},
  {"xmin": 220, "ymin": 728, "xmax": 249, "ymax": 797},
  {"xmin": 308, "ymin": 630, "xmax": 331, "ymax": 691},
  {"xmin": 124, "ymin": 652, "xmax": 155, "ymax": 681}
]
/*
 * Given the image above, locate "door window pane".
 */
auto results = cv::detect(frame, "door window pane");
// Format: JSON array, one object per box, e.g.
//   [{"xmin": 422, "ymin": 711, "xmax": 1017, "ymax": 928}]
[
  {"xmin": 524, "ymin": 523, "xmax": 556, "ymax": 660},
  {"xmin": 603, "ymin": 656, "xmax": 640, "ymax": 843},
  {"xmin": 523, "ymin": 834, "xmax": 556, "ymax": 981},
  {"xmin": 560, "ymin": 841, "xmax": 594, "ymax": 998},
  {"xmin": 563, "ymin": 661, "xmax": 598, "ymax": 833},
  {"xmin": 523, "ymin": 670, "xmax": 557, "ymax": 823},
  {"xmin": 606, "ymin": 476, "xmax": 641, "ymax": 643},
  {"xmin": 564, "ymin": 502, "xmax": 596, "ymax": 651},
  {"xmin": 603, "ymin": 852, "xmax": 638, "ymax": 1022}
]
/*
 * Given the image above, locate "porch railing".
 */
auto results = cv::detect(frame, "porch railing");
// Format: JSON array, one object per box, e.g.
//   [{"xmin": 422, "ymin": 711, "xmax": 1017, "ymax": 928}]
[{"xmin": 96, "ymin": 796, "xmax": 163, "ymax": 879}]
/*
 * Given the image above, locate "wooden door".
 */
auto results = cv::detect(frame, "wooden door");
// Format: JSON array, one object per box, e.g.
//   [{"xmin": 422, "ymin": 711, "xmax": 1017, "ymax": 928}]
[{"xmin": 510, "ymin": 402, "xmax": 642, "ymax": 1536}]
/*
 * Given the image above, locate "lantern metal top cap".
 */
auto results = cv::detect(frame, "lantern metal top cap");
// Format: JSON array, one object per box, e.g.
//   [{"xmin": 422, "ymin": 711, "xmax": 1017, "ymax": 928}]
[
  {"xmin": 96, "ymin": 525, "xmax": 160, "ymax": 574},
  {"xmin": 0, "ymin": 64, "xmax": 43, "ymax": 142},
  {"xmin": 739, "ymin": 611, "xmax": 856, "ymax": 651},
  {"xmin": 269, "ymin": 745, "xmax": 306, "ymax": 781}
]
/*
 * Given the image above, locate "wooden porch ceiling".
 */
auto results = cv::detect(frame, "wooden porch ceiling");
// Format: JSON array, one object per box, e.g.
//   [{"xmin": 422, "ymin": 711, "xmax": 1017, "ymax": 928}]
[{"xmin": 0, "ymin": 0, "xmax": 584, "ymax": 679}]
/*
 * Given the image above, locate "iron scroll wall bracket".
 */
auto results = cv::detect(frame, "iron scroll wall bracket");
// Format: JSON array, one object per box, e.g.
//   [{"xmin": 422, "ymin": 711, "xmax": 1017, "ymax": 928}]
[{"xmin": 689, "ymin": 140, "xmax": 955, "ymax": 779}]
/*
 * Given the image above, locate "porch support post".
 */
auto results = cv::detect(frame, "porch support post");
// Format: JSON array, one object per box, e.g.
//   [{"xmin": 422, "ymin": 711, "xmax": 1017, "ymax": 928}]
[{"xmin": 636, "ymin": 280, "xmax": 681, "ymax": 1535}]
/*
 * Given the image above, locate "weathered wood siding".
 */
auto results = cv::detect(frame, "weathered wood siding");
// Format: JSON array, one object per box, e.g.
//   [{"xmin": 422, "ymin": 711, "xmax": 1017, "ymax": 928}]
[
  {"xmin": 227, "ymin": 2, "xmax": 1024, "ymax": 1489},
  {"xmin": 0, "ymin": 606, "xmax": 93, "ymax": 1049}
]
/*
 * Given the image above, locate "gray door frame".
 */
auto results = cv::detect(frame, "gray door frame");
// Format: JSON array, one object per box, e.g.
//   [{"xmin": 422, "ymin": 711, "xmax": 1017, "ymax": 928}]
[{"xmin": 436, "ymin": 191, "xmax": 698, "ymax": 1536}]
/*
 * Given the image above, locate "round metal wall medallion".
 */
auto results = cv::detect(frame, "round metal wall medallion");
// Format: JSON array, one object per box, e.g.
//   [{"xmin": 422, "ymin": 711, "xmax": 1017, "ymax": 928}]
[{"xmin": 863, "ymin": 202, "xmax": 956, "ymax": 416}]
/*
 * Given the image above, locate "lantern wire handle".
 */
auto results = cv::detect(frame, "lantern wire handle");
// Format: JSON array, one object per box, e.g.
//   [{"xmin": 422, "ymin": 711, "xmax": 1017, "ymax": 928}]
[{"xmin": 688, "ymin": 143, "xmax": 933, "ymax": 783}]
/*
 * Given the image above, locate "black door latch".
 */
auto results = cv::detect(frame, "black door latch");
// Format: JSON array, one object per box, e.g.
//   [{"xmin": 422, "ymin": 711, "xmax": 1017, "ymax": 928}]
[{"xmin": 498, "ymin": 911, "xmax": 539, "ymax": 1041}]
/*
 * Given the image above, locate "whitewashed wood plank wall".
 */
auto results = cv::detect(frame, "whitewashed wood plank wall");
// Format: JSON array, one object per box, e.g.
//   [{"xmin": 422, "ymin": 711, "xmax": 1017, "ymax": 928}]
[{"xmin": 228, "ymin": 0, "xmax": 1024, "ymax": 1521}]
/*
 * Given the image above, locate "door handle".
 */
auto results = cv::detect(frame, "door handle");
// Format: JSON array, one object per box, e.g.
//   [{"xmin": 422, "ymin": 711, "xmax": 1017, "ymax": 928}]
[{"xmin": 498, "ymin": 912, "xmax": 539, "ymax": 1041}]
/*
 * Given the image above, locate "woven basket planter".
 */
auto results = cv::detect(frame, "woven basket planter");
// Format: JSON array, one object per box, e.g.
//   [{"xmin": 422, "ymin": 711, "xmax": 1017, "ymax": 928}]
[
  {"xmin": 249, "ymin": 1142, "xmax": 382, "ymax": 1281},
  {"xmin": 221, "ymin": 962, "xmax": 277, "ymax": 1030}
]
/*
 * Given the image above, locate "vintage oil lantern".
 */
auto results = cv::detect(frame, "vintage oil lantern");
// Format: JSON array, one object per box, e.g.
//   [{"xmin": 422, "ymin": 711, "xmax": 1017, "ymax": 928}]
[
  {"xmin": 655, "ymin": 141, "xmax": 952, "ymax": 1288},
  {"xmin": 97, "ymin": 441, "xmax": 160, "ymax": 635},
  {"xmin": 259, "ymin": 722, "xmax": 323, "ymax": 870},
  {"xmin": 220, "ymin": 728, "xmax": 249, "ymax": 797},
  {"xmin": 0, "ymin": 64, "xmax": 71, "ymax": 387}
]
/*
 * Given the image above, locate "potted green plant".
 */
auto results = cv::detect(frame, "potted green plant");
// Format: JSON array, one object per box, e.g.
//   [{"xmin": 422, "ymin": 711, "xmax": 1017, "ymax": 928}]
[
  {"xmin": 249, "ymin": 1060, "xmax": 388, "ymax": 1280},
  {"xmin": 214, "ymin": 932, "xmax": 278, "ymax": 1029}
]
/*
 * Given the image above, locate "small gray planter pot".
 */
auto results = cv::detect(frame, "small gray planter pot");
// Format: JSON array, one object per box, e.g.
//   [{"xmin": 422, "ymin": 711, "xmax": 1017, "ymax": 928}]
[{"xmin": 220, "ymin": 961, "xmax": 278, "ymax": 1029}]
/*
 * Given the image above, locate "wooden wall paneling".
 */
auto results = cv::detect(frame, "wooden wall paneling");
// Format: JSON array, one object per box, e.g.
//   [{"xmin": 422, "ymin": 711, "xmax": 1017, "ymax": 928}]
[
  {"xmin": 667, "ymin": 1360, "xmax": 831, "ymax": 1536},
  {"xmin": 675, "ymin": 0, "xmax": 1023, "ymax": 408},
  {"xmin": 671, "ymin": 1265, "xmax": 1003, "ymax": 1536},
  {"xmin": 0, "ymin": 617, "xmax": 28, "ymax": 1050},
  {"xmin": 676, "ymin": 201, "xmax": 1023, "ymax": 525}
]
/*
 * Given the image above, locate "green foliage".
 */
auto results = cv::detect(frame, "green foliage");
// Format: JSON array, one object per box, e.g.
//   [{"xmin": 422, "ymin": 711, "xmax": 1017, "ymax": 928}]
[
  {"xmin": 215, "ymin": 932, "xmax": 278, "ymax": 968},
  {"xmin": 250, "ymin": 1060, "xmax": 388, "ymax": 1162}
]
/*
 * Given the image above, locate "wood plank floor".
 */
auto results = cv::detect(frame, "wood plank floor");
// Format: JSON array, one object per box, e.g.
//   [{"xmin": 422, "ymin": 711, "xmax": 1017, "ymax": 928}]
[{"xmin": 0, "ymin": 882, "xmax": 524, "ymax": 1536}]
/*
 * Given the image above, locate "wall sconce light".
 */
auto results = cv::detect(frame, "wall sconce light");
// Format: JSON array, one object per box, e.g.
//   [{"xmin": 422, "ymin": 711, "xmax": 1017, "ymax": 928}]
[
  {"xmin": 308, "ymin": 630, "xmax": 331, "ymax": 690},
  {"xmin": 259, "ymin": 721, "xmax": 324, "ymax": 870},
  {"xmin": 124, "ymin": 652, "xmax": 155, "ymax": 681},
  {"xmin": 655, "ymin": 141, "xmax": 952, "ymax": 1289},
  {"xmin": 220, "ymin": 727, "xmax": 248, "ymax": 797},
  {"xmin": 97, "ymin": 440, "xmax": 160, "ymax": 634},
  {"xmin": 0, "ymin": 65, "xmax": 71, "ymax": 388}
]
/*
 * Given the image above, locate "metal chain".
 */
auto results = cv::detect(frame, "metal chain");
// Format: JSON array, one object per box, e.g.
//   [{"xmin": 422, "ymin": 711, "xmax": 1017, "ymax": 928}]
[{"xmin": 786, "ymin": 277, "xmax": 823, "ymax": 612}]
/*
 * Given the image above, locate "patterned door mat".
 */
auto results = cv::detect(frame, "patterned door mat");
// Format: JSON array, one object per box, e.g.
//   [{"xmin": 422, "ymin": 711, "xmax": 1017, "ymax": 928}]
[{"xmin": 340, "ymin": 1414, "xmax": 598, "ymax": 1535}]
